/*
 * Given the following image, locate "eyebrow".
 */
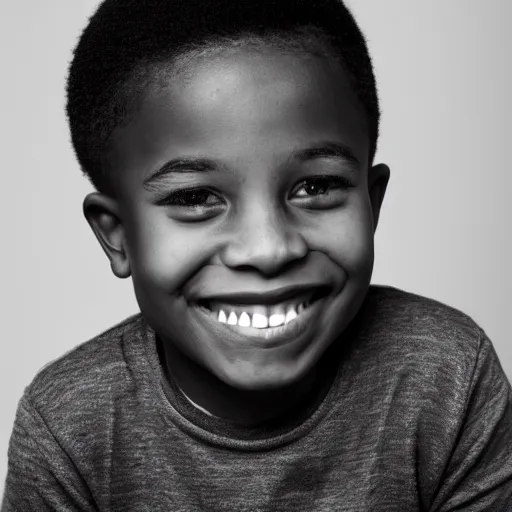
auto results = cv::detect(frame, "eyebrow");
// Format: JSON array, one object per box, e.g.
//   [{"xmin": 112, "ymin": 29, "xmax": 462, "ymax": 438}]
[
  {"xmin": 143, "ymin": 157, "xmax": 222, "ymax": 191},
  {"xmin": 143, "ymin": 141, "xmax": 360, "ymax": 191},
  {"xmin": 290, "ymin": 141, "xmax": 360, "ymax": 169}
]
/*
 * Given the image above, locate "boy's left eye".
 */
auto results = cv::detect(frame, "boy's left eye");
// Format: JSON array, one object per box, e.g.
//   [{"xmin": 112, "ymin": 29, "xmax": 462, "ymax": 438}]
[{"xmin": 289, "ymin": 175, "xmax": 353, "ymax": 206}]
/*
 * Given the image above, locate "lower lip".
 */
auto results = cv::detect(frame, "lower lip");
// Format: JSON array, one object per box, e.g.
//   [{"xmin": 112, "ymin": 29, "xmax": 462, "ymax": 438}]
[{"xmin": 191, "ymin": 296, "xmax": 326, "ymax": 348}]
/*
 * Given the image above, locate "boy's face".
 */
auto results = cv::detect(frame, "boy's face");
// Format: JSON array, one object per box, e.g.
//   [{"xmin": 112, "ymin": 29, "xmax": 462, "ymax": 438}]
[{"xmin": 86, "ymin": 45, "xmax": 389, "ymax": 391}]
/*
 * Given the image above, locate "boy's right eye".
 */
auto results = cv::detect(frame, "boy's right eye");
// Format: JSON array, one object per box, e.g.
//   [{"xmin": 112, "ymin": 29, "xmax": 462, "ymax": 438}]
[
  {"xmin": 155, "ymin": 188, "xmax": 226, "ymax": 221},
  {"xmin": 158, "ymin": 188, "xmax": 221, "ymax": 207}
]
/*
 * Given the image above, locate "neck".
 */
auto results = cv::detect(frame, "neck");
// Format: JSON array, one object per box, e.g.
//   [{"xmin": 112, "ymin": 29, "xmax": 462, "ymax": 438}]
[
  {"xmin": 158, "ymin": 337, "xmax": 318, "ymax": 425},
  {"xmin": 178, "ymin": 386, "xmax": 217, "ymax": 417}
]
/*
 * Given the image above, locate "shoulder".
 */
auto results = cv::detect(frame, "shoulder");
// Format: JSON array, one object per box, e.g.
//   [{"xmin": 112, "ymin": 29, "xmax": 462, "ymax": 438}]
[
  {"xmin": 24, "ymin": 313, "xmax": 147, "ymax": 418},
  {"xmin": 357, "ymin": 285, "xmax": 485, "ymax": 372},
  {"xmin": 7, "ymin": 314, "xmax": 150, "ymax": 497},
  {"xmin": 364, "ymin": 284, "xmax": 482, "ymax": 343}
]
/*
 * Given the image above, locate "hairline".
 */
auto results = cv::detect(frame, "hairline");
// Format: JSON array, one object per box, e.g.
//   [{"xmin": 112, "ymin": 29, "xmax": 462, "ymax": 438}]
[{"xmin": 99, "ymin": 29, "xmax": 373, "ymax": 196}]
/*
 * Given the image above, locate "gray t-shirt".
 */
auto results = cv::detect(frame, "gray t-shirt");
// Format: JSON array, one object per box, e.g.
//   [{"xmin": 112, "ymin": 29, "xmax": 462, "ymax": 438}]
[{"xmin": 2, "ymin": 285, "xmax": 512, "ymax": 511}]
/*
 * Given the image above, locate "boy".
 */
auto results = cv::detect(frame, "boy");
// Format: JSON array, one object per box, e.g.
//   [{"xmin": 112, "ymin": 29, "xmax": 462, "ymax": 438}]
[{"xmin": 2, "ymin": 0, "xmax": 512, "ymax": 510}]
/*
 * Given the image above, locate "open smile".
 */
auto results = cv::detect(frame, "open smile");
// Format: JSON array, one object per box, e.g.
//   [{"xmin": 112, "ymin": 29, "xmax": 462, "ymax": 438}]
[{"xmin": 192, "ymin": 287, "xmax": 330, "ymax": 347}]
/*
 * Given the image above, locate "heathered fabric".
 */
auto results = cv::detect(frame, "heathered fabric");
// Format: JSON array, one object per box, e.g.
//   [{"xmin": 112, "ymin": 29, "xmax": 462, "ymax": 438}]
[{"xmin": 2, "ymin": 285, "xmax": 512, "ymax": 511}]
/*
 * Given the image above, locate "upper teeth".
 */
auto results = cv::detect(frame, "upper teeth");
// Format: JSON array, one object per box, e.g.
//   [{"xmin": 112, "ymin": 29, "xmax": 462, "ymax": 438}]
[{"xmin": 215, "ymin": 301, "xmax": 307, "ymax": 329}]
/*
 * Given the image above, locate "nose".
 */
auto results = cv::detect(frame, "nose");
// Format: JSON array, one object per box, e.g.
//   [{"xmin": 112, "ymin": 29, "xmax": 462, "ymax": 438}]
[{"xmin": 220, "ymin": 204, "xmax": 308, "ymax": 276}]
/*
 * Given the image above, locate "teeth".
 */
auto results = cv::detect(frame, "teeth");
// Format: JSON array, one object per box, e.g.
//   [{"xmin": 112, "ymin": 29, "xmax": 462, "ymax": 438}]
[
  {"xmin": 268, "ymin": 313, "xmax": 286, "ymax": 327},
  {"xmin": 218, "ymin": 310, "xmax": 227, "ymax": 323},
  {"xmin": 252, "ymin": 313, "xmax": 268, "ymax": 329},
  {"xmin": 285, "ymin": 306, "xmax": 298, "ymax": 324},
  {"xmin": 212, "ymin": 299, "xmax": 311, "ymax": 328},
  {"xmin": 227, "ymin": 312, "xmax": 238, "ymax": 325},
  {"xmin": 238, "ymin": 312, "xmax": 251, "ymax": 327}
]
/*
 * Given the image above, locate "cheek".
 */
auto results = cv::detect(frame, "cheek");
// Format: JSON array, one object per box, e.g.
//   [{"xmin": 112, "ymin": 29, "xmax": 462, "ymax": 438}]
[
  {"xmin": 314, "ymin": 198, "xmax": 375, "ymax": 274},
  {"xmin": 125, "ymin": 212, "xmax": 215, "ymax": 292}
]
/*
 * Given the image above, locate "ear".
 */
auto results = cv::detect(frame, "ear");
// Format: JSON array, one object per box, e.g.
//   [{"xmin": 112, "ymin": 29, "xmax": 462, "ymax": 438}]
[
  {"xmin": 83, "ymin": 193, "xmax": 131, "ymax": 278},
  {"xmin": 367, "ymin": 163, "xmax": 390, "ymax": 232}
]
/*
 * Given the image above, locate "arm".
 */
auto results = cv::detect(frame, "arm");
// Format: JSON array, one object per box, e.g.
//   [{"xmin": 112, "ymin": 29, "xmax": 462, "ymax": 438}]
[
  {"xmin": 431, "ymin": 329, "xmax": 512, "ymax": 512},
  {"xmin": 1, "ymin": 392, "xmax": 99, "ymax": 511}
]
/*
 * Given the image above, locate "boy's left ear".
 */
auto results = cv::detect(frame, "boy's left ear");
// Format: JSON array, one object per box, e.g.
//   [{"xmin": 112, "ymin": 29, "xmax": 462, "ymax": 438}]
[{"xmin": 367, "ymin": 163, "xmax": 390, "ymax": 232}]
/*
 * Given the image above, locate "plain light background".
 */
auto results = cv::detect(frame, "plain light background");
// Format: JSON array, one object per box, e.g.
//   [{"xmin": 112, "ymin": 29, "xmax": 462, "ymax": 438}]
[{"xmin": 0, "ymin": 0, "xmax": 510, "ymax": 496}]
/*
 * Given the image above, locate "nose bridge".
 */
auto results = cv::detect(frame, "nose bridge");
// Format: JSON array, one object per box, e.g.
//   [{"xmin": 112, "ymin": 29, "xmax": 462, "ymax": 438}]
[
  {"xmin": 242, "ymin": 199, "xmax": 285, "ymax": 248},
  {"xmin": 221, "ymin": 198, "xmax": 307, "ymax": 274}
]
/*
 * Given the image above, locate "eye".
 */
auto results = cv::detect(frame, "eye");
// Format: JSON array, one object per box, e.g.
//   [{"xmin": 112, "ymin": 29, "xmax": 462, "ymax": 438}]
[
  {"xmin": 290, "ymin": 175, "xmax": 353, "ymax": 207},
  {"xmin": 157, "ymin": 188, "xmax": 223, "ymax": 207},
  {"xmin": 156, "ymin": 187, "xmax": 225, "ymax": 220}
]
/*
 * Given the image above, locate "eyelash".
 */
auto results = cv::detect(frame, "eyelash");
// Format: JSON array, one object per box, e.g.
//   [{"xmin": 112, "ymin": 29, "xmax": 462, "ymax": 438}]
[
  {"xmin": 156, "ymin": 175, "xmax": 353, "ymax": 209},
  {"xmin": 292, "ymin": 175, "xmax": 353, "ymax": 198},
  {"xmin": 157, "ymin": 189, "xmax": 221, "ymax": 208}
]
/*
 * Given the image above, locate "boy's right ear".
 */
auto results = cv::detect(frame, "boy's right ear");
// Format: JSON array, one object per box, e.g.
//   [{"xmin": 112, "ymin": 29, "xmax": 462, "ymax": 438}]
[{"xmin": 83, "ymin": 193, "xmax": 131, "ymax": 279}]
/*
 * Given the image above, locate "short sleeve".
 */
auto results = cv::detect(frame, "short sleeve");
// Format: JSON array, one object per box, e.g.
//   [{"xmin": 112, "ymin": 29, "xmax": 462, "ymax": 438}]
[
  {"xmin": 1, "ymin": 391, "xmax": 98, "ymax": 511},
  {"xmin": 430, "ymin": 329, "xmax": 512, "ymax": 511}
]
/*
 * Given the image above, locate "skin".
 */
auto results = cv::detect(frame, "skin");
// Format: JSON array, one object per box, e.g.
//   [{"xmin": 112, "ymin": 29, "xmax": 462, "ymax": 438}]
[{"xmin": 84, "ymin": 45, "xmax": 390, "ymax": 423}]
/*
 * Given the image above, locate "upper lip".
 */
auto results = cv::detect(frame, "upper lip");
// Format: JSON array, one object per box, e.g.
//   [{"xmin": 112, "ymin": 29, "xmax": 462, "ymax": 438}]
[{"xmin": 198, "ymin": 284, "xmax": 330, "ymax": 306}]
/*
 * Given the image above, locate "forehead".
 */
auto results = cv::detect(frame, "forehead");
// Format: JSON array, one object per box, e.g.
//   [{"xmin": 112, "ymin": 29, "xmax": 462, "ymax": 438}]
[{"xmin": 109, "ymin": 46, "xmax": 369, "ymax": 190}]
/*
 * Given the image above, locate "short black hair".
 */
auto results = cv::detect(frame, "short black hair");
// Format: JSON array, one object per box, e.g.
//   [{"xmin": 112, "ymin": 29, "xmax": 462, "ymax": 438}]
[{"xmin": 66, "ymin": 0, "xmax": 380, "ymax": 196}]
